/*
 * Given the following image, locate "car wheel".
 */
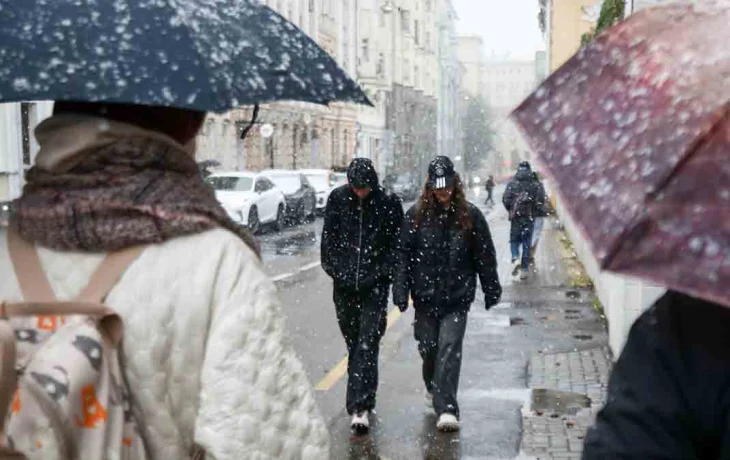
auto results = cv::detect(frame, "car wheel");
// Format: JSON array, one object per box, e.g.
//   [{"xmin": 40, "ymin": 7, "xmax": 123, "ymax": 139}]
[
  {"xmin": 274, "ymin": 204, "xmax": 285, "ymax": 232},
  {"xmin": 248, "ymin": 207, "xmax": 260, "ymax": 234}
]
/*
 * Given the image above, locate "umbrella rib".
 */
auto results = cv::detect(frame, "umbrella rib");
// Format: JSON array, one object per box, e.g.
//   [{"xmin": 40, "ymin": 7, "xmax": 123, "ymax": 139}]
[{"xmin": 602, "ymin": 102, "xmax": 730, "ymax": 270}]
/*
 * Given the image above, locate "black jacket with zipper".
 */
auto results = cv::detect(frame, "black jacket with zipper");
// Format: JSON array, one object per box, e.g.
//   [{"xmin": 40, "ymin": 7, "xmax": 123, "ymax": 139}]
[
  {"xmin": 321, "ymin": 185, "xmax": 403, "ymax": 292},
  {"xmin": 393, "ymin": 202, "xmax": 502, "ymax": 317}
]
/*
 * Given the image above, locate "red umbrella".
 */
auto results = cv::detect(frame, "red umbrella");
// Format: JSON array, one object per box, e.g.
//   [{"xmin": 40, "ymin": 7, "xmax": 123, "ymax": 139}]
[{"xmin": 512, "ymin": 1, "xmax": 730, "ymax": 307}]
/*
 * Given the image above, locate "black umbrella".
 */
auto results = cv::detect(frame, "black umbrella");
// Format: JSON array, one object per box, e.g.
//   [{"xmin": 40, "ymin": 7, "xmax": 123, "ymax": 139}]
[{"xmin": 0, "ymin": 0, "xmax": 370, "ymax": 112}]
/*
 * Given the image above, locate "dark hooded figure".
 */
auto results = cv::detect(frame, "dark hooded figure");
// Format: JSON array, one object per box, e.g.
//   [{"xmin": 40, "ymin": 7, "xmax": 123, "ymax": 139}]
[
  {"xmin": 321, "ymin": 157, "xmax": 403, "ymax": 433},
  {"xmin": 503, "ymin": 161, "xmax": 543, "ymax": 279},
  {"xmin": 394, "ymin": 156, "xmax": 501, "ymax": 432}
]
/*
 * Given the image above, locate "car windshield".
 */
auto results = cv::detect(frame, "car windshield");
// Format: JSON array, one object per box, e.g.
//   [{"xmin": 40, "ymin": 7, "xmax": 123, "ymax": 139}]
[
  {"xmin": 206, "ymin": 176, "xmax": 253, "ymax": 192},
  {"xmin": 268, "ymin": 175, "xmax": 301, "ymax": 194},
  {"xmin": 305, "ymin": 174, "xmax": 329, "ymax": 191}
]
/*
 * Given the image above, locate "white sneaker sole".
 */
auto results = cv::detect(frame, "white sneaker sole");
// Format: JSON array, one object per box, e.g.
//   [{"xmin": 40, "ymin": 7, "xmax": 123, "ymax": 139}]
[{"xmin": 437, "ymin": 421, "xmax": 460, "ymax": 432}]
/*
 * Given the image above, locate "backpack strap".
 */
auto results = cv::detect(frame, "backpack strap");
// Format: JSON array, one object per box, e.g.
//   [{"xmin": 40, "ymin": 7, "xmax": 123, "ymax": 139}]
[
  {"xmin": 7, "ymin": 227, "xmax": 56, "ymax": 302},
  {"xmin": 6, "ymin": 227, "xmax": 144, "ymax": 308}
]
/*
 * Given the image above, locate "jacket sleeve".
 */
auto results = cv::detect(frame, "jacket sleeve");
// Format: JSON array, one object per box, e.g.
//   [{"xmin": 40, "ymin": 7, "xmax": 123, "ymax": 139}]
[
  {"xmin": 392, "ymin": 209, "xmax": 415, "ymax": 306},
  {"xmin": 502, "ymin": 181, "xmax": 517, "ymax": 212},
  {"xmin": 382, "ymin": 195, "xmax": 404, "ymax": 282},
  {"xmin": 471, "ymin": 208, "xmax": 502, "ymax": 308},
  {"xmin": 195, "ymin": 244, "xmax": 330, "ymax": 460},
  {"xmin": 582, "ymin": 305, "xmax": 697, "ymax": 459},
  {"xmin": 320, "ymin": 192, "xmax": 344, "ymax": 284}
]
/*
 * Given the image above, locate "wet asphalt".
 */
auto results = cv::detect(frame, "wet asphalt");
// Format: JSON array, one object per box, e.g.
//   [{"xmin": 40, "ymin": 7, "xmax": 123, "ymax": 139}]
[{"xmin": 258, "ymin": 189, "xmax": 607, "ymax": 460}]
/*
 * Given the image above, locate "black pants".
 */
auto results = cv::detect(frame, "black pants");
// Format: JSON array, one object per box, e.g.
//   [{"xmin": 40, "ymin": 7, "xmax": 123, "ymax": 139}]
[
  {"xmin": 414, "ymin": 310, "xmax": 468, "ymax": 418},
  {"xmin": 334, "ymin": 284, "xmax": 389, "ymax": 415}
]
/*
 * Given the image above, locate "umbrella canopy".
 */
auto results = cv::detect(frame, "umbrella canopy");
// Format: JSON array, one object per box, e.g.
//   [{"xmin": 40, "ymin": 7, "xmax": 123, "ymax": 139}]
[
  {"xmin": 0, "ymin": 0, "xmax": 370, "ymax": 112},
  {"xmin": 512, "ymin": 1, "xmax": 730, "ymax": 306}
]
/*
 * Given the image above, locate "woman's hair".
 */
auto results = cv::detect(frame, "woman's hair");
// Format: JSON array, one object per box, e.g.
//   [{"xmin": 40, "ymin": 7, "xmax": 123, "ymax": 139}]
[
  {"xmin": 414, "ymin": 173, "xmax": 472, "ymax": 231},
  {"xmin": 53, "ymin": 101, "xmax": 206, "ymax": 144}
]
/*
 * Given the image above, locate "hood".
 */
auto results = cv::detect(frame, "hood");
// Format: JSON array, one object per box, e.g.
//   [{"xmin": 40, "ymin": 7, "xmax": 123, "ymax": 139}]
[
  {"xmin": 347, "ymin": 158, "xmax": 379, "ymax": 188},
  {"xmin": 515, "ymin": 167, "xmax": 534, "ymax": 182},
  {"xmin": 34, "ymin": 115, "xmax": 194, "ymax": 174}
]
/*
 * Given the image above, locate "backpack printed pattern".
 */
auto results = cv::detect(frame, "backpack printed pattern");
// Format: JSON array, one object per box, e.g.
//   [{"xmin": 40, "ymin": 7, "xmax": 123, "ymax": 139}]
[{"xmin": 0, "ymin": 229, "xmax": 148, "ymax": 460}]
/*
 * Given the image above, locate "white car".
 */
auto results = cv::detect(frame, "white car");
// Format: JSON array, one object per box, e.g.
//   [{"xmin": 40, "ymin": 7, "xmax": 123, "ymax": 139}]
[
  {"xmin": 206, "ymin": 172, "xmax": 286, "ymax": 233},
  {"xmin": 300, "ymin": 169, "xmax": 348, "ymax": 212}
]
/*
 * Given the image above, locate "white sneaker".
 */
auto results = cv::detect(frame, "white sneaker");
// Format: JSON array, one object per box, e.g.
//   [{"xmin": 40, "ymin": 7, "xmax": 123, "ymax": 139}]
[
  {"xmin": 520, "ymin": 269, "xmax": 529, "ymax": 280},
  {"xmin": 425, "ymin": 392, "xmax": 434, "ymax": 409},
  {"xmin": 351, "ymin": 412, "xmax": 370, "ymax": 433},
  {"xmin": 436, "ymin": 413, "xmax": 459, "ymax": 432},
  {"xmin": 511, "ymin": 259, "xmax": 521, "ymax": 276}
]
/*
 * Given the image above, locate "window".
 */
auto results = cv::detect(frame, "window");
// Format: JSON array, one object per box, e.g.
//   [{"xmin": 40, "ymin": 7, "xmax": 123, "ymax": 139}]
[
  {"xmin": 414, "ymin": 20, "xmax": 419, "ymax": 44},
  {"xmin": 361, "ymin": 38, "xmax": 370, "ymax": 62},
  {"xmin": 400, "ymin": 9, "xmax": 410, "ymax": 33},
  {"xmin": 206, "ymin": 176, "xmax": 253, "ymax": 192},
  {"xmin": 256, "ymin": 177, "xmax": 274, "ymax": 192},
  {"xmin": 426, "ymin": 0, "xmax": 432, "ymax": 11},
  {"xmin": 376, "ymin": 52, "xmax": 385, "ymax": 77},
  {"xmin": 309, "ymin": 0, "xmax": 314, "ymax": 12}
]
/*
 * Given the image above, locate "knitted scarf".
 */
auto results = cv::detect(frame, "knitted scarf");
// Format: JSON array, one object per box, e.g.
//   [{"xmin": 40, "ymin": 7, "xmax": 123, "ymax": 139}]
[{"xmin": 11, "ymin": 116, "xmax": 260, "ymax": 256}]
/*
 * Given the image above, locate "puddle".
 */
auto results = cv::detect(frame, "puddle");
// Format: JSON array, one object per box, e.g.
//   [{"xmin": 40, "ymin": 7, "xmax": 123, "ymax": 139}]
[
  {"xmin": 531, "ymin": 389, "xmax": 591, "ymax": 416},
  {"xmin": 511, "ymin": 317, "xmax": 526, "ymax": 326},
  {"xmin": 565, "ymin": 308, "xmax": 581, "ymax": 314},
  {"xmin": 565, "ymin": 315, "xmax": 581, "ymax": 320},
  {"xmin": 565, "ymin": 290, "xmax": 582, "ymax": 300},
  {"xmin": 461, "ymin": 388, "xmax": 533, "ymax": 416},
  {"xmin": 573, "ymin": 334, "xmax": 593, "ymax": 341}
]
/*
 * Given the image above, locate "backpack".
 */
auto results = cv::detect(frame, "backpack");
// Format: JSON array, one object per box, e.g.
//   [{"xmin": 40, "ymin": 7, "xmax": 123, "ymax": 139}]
[
  {"xmin": 0, "ymin": 229, "xmax": 147, "ymax": 460},
  {"xmin": 509, "ymin": 190, "xmax": 533, "ymax": 221}
]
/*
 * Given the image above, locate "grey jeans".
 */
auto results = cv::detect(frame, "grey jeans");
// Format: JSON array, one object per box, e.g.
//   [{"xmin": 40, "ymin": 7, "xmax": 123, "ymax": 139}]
[{"xmin": 414, "ymin": 310, "xmax": 468, "ymax": 418}]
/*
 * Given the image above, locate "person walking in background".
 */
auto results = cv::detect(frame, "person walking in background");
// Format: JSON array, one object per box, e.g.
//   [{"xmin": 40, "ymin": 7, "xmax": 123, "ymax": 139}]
[
  {"xmin": 503, "ymin": 161, "xmax": 541, "ymax": 280},
  {"xmin": 394, "ymin": 156, "xmax": 502, "ymax": 432},
  {"xmin": 529, "ymin": 171, "xmax": 550, "ymax": 267},
  {"xmin": 0, "ymin": 101, "xmax": 330, "ymax": 459},
  {"xmin": 485, "ymin": 175, "xmax": 496, "ymax": 205},
  {"xmin": 321, "ymin": 158, "xmax": 403, "ymax": 434}
]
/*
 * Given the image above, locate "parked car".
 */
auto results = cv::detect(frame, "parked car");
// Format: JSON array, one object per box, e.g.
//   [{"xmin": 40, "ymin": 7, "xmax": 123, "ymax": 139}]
[
  {"xmin": 383, "ymin": 173, "xmax": 420, "ymax": 201},
  {"xmin": 205, "ymin": 172, "xmax": 286, "ymax": 234},
  {"xmin": 262, "ymin": 170, "xmax": 317, "ymax": 225},
  {"xmin": 300, "ymin": 169, "xmax": 344, "ymax": 213}
]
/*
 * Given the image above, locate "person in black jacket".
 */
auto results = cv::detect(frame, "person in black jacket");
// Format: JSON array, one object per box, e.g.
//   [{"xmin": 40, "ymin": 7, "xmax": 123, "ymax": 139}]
[
  {"xmin": 503, "ymin": 161, "xmax": 543, "ymax": 279},
  {"xmin": 583, "ymin": 291, "xmax": 730, "ymax": 459},
  {"xmin": 393, "ymin": 156, "xmax": 502, "ymax": 432},
  {"xmin": 485, "ymin": 175, "xmax": 496, "ymax": 205},
  {"xmin": 321, "ymin": 157, "xmax": 403, "ymax": 433}
]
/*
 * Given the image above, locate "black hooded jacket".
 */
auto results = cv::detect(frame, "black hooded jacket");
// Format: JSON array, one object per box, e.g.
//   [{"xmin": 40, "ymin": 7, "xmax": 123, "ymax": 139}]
[
  {"xmin": 393, "ymin": 202, "xmax": 502, "ymax": 317},
  {"xmin": 503, "ymin": 167, "xmax": 543, "ymax": 221},
  {"xmin": 321, "ymin": 160, "xmax": 403, "ymax": 291}
]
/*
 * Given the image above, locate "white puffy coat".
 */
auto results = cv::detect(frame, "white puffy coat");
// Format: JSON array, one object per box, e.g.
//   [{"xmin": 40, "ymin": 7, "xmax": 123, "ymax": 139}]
[{"xmin": 0, "ymin": 227, "xmax": 330, "ymax": 460}]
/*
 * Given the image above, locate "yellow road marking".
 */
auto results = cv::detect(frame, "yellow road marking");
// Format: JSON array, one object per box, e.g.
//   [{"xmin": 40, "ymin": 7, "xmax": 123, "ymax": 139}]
[{"xmin": 315, "ymin": 307, "xmax": 403, "ymax": 391}]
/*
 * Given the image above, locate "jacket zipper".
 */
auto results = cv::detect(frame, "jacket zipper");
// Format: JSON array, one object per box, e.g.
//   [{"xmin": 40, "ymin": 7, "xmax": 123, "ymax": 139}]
[{"xmin": 356, "ymin": 204, "xmax": 363, "ymax": 290}]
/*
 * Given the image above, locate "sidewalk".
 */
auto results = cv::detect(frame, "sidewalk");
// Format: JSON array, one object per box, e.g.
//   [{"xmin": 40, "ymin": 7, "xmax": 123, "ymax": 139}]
[{"xmin": 328, "ymin": 199, "xmax": 612, "ymax": 460}]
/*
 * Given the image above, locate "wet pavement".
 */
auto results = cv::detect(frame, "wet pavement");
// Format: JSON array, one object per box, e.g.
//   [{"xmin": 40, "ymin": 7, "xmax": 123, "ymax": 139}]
[{"xmin": 260, "ymin": 189, "xmax": 610, "ymax": 460}]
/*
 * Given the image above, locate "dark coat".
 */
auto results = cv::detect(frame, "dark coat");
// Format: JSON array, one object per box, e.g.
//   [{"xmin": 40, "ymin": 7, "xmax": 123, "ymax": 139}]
[
  {"xmin": 583, "ymin": 291, "xmax": 730, "ymax": 459},
  {"xmin": 321, "ymin": 184, "xmax": 403, "ymax": 292},
  {"xmin": 503, "ymin": 168, "xmax": 545, "ymax": 238},
  {"xmin": 393, "ymin": 202, "xmax": 502, "ymax": 317}
]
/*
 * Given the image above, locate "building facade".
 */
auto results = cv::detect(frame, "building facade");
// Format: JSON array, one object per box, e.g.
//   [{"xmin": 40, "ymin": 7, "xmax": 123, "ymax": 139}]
[
  {"xmin": 0, "ymin": 0, "xmax": 461, "ymax": 199},
  {"xmin": 545, "ymin": 0, "xmax": 601, "ymax": 72}
]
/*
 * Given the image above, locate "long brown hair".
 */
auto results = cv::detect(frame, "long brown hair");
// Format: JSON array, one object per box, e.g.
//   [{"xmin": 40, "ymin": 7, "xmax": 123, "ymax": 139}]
[{"xmin": 414, "ymin": 173, "xmax": 472, "ymax": 231}]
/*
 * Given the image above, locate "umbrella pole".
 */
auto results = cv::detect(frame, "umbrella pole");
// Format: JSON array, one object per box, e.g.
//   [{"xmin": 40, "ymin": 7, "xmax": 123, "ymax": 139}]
[{"xmin": 239, "ymin": 104, "xmax": 261, "ymax": 140}]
